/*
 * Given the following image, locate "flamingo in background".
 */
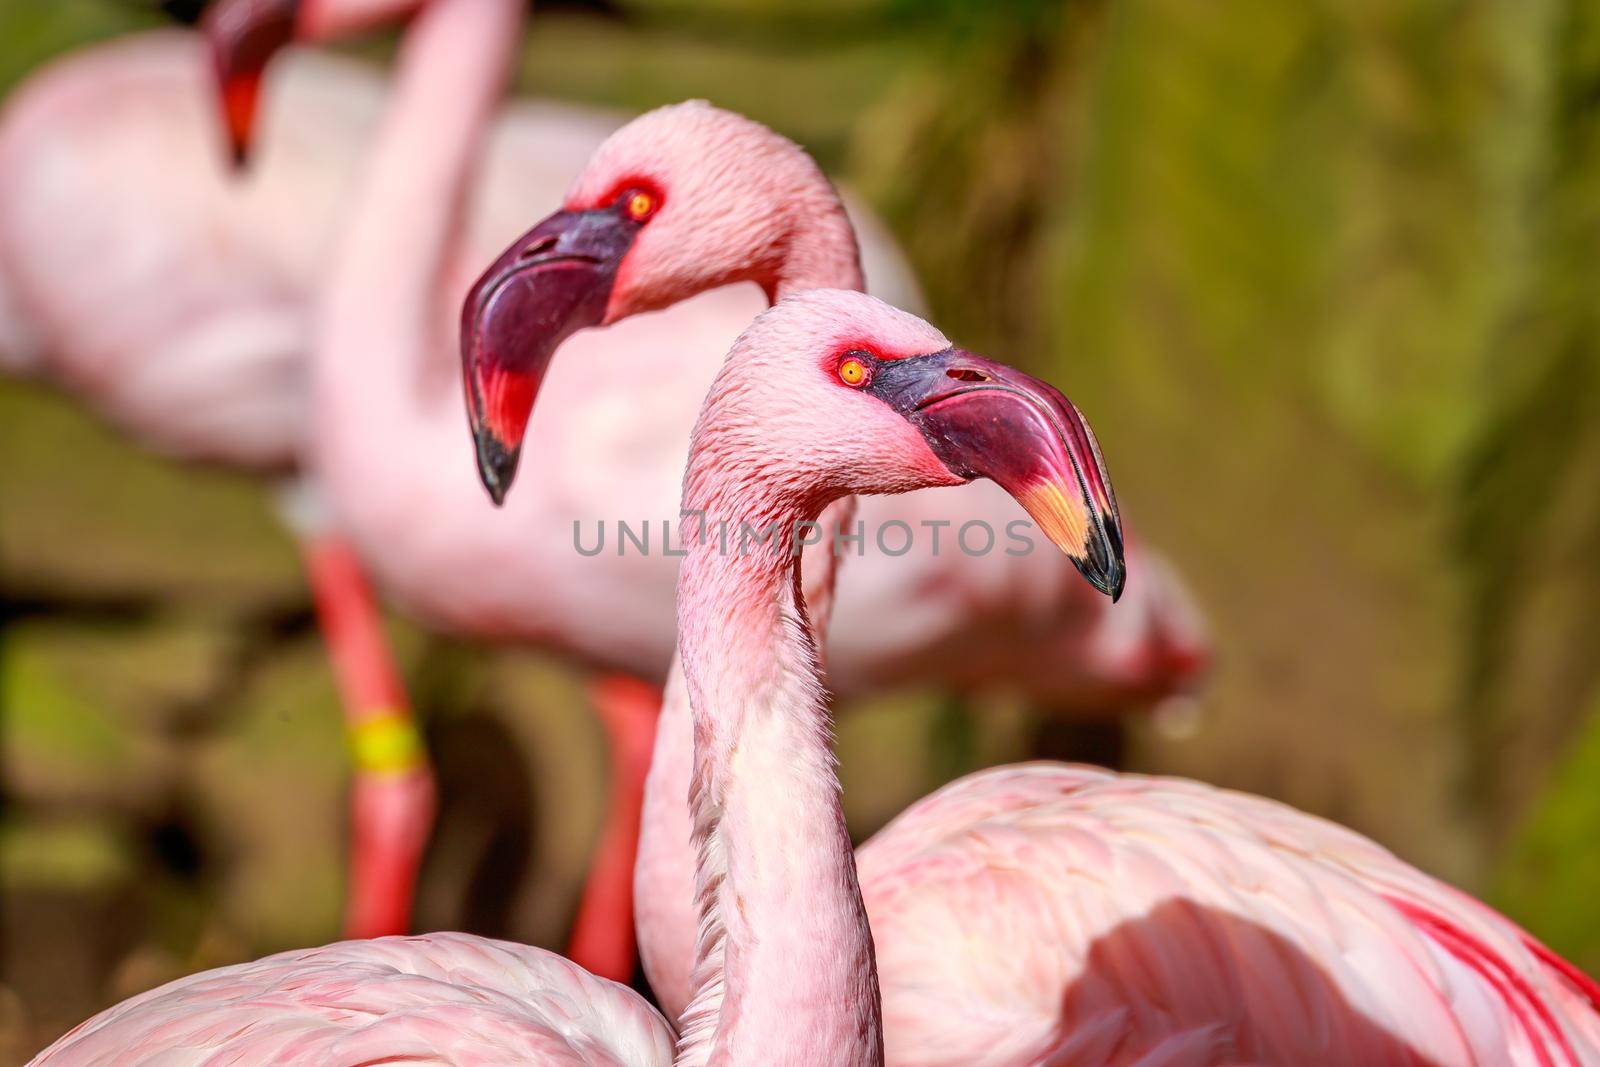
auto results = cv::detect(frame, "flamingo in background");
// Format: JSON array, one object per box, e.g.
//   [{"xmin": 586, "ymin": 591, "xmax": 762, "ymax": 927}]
[
  {"xmin": 0, "ymin": 18, "xmax": 676, "ymax": 948},
  {"xmin": 0, "ymin": 0, "xmax": 763, "ymax": 962},
  {"xmin": 197, "ymin": 0, "xmax": 1204, "ymax": 978}
]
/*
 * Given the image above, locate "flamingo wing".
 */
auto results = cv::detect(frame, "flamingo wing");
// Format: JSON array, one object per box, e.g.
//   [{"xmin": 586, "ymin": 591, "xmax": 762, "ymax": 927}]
[{"xmin": 859, "ymin": 764, "xmax": 1600, "ymax": 1067}]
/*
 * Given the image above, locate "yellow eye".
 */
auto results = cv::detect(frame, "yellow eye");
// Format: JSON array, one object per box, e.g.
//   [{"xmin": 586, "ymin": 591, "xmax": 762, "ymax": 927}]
[
  {"xmin": 838, "ymin": 356, "xmax": 868, "ymax": 387},
  {"xmin": 626, "ymin": 190, "xmax": 657, "ymax": 221}
]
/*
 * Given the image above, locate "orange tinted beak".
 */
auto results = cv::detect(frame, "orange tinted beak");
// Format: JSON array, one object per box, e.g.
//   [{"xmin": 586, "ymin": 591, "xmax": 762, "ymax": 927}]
[
  {"xmin": 202, "ymin": 0, "xmax": 300, "ymax": 168},
  {"xmin": 864, "ymin": 347, "xmax": 1126, "ymax": 600}
]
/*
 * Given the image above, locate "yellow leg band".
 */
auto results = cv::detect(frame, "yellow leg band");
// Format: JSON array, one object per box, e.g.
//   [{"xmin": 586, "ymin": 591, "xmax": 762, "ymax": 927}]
[{"xmin": 349, "ymin": 712, "xmax": 425, "ymax": 775}]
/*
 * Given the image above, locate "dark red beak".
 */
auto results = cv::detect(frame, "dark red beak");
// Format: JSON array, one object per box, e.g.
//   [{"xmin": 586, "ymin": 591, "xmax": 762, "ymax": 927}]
[
  {"xmin": 202, "ymin": 0, "xmax": 301, "ymax": 168},
  {"xmin": 865, "ymin": 347, "xmax": 1125, "ymax": 600},
  {"xmin": 460, "ymin": 206, "xmax": 642, "ymax": 504}
]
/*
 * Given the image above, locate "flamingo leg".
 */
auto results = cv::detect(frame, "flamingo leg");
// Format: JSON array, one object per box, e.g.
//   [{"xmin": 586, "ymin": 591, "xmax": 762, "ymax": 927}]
[
  {"xmin": 565, "ymin": 674, "xmax": 660, "ymax": 983},
  {"xmin": 301, "ymin": 536, "xmax": 436, "ymax": 939}
]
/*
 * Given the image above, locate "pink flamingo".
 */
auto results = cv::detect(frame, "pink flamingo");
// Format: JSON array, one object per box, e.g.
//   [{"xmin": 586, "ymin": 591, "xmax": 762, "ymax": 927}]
[
  {"xmin": 33, "ymin": 277, "xmax": 1600, "ymax": 1064},
  {"xmin": 462, "ymin": 112, "xmax": 1600, "ymax": 1063},
  {"xmin": 192, "ymin": 0, "xmax": 1202, "ymax": 973}
]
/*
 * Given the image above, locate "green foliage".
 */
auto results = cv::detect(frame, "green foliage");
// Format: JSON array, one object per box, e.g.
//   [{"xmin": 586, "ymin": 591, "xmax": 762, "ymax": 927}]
[
  {"xmin": 854, "ymin": 0, "xmax": 1089, "ymax": 352},
  {"xmin": 3, "ymin": 638, "xmax": 132, "ymax": 779},
  {"xmin": 0, "ymin": 817, "xmax": 131, "ymax": 893},
  {"xmin": 0, "ymin": 0, "xmax": 156, "ymax": 95},
  {"xmin": 1453, "ymin": 0, "xmax": 1600, "ymax": 841}
]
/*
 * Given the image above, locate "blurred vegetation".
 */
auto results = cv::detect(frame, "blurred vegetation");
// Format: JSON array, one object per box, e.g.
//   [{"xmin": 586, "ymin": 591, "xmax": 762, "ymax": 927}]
[{"xmin": 2, "ymin": 0, "xmax": 1600, "ymax": 1057}]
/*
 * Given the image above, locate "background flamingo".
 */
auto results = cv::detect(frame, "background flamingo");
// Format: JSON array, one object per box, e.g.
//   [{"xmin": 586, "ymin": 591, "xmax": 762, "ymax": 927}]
[
  {"xmin": 24, "ymin": 216, "xmax": 1115, "ymax": 1067},
  {"xmin": 0, "ymin": 20, "xmax": 666, "ymax": 949},
  {"xmin": 196, "ymin": 0, "xmax": 1204, "ymax": 977}
]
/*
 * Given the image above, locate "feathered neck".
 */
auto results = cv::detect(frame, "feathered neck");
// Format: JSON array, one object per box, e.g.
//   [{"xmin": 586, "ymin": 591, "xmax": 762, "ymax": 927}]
[{"xmin": 669, "ymin": 455, "xmax": 881, "ymax": 1067}]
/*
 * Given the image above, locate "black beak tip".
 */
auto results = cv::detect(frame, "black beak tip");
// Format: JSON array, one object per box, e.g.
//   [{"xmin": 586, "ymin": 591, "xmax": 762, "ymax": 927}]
[
  {"xmin": 1077, "ymin": 521, "xmax": 1127, "ymax": 603},
  {"xmin": 472, "ymin": 428, "xmax": 519, "ymax": 508},
  {"xmin": 1108, "ymin": 561, "xmax": 1127, "ymax": 604},
  {"xmin": 1075, "ymin": 557, "xmax": 1126, "ymax": 603}
]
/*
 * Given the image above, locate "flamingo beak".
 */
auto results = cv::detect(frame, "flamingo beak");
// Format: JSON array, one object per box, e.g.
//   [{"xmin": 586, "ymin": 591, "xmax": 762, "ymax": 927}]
[
  {"xmin": 460, "ymin": 207, "xmax": 641, "ymax": 504},
  {"xmin": 868, "ymin": 348, "xmax": 1126, "ymax": 600},
  {"xmin": 203, "ymin": 0, "xmax": 301, "ymax": 168}
]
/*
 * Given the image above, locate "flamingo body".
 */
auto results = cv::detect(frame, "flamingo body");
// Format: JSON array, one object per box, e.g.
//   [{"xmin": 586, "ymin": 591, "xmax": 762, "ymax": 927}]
[
  {"xmin": 29, "ymin": 933, "xmax": 673, "ymax": 1066},
  {"xmin": 861, "ymin": 762, "xmax": 1600, "ymax": 1066}
]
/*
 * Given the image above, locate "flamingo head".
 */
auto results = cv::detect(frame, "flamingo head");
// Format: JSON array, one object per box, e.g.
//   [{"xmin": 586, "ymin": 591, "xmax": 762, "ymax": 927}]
[
  {"xmin": 689, "ymin": 290, "xmax": 1126, "ymax": 600},
  {"xmin": 460, "ymin": 100, "xmax": 858, "ymax": 504},
  {"xmin": 204, "ymin": 0, "xmax": 422, "ymax": 168}
]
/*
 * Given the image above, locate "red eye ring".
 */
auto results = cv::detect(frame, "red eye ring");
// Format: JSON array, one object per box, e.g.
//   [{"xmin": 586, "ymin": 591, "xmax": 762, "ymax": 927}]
[
  {"xmin": 624, "ymin": 188, "xmax": 659, "ymax": 222},
  {"xmin": 837, "ymin": 354, "xmax": 871, "ymax": 388}
]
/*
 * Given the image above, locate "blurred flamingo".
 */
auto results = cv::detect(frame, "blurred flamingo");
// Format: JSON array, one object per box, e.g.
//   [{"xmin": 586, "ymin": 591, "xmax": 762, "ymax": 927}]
[
  {"xmin": 197, "ymin": 0, "xmax": 1203, "ymax": 977},
  {"xmin": 483, "ymin": 284, "xmax": 1600, "ymax": 1066},
  {"xmin": 0, "ymin": 18, "xmax": 665, "ymax": 947}
]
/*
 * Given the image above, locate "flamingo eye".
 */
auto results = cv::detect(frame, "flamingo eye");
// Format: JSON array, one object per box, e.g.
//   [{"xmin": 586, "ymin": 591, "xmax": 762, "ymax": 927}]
[
  {"xmin": 837, "ymin": 355, "xmax": 870, "ymax": 388},
  {"xmin": 624, "ymin": 189, "xmax": 658, "ymax": 222}
]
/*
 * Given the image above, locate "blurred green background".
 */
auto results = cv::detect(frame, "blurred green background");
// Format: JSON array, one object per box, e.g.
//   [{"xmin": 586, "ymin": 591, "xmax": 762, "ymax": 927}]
[{"xmin": 2, "ymin": 0, "xmax": 1599, "ymax": 1060}]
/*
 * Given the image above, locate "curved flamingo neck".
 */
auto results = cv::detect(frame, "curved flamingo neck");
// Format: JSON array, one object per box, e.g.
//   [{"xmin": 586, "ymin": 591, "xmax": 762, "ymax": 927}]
[
  {"xmin": 311, "ymin": 0, "xmax": 521, "ymax": 465},
  {"xmin": 771, "ymin": 198, "xmax": 863, "ymax": 302},
  {"xmin": 669, "ymin": 471, "xmax": 881, "ymax": 1067}
]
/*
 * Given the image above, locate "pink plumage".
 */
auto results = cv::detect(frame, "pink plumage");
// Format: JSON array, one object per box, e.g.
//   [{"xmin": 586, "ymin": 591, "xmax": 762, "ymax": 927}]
[
  {"xmin": 0, "ymin": 19, "xmax": 660, "ymax": 945},
  {"xmin": 859, "ymin": 762, "xmax": 1600, "ymax": 1066},
  {"xmin": 30, "ymin": 933, "xmax": 673, "ymax": 1065},
  {"xmin": 493, "ymin": 100, "xmax": 1210, "ymax": 1021},
  {"xmin": 0, "ymin": 0, "xmax": 1200, "ymax": 1007}
]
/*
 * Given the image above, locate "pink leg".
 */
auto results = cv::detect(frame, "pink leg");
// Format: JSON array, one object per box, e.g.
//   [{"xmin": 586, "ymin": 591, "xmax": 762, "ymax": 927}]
[
  {"xmin": 301, "ymin": 536, "xmax": 436, "ymax": 940},
  {"xmin": 566, "ymin": 675, "xmax": 660, "ymax": 982}
]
